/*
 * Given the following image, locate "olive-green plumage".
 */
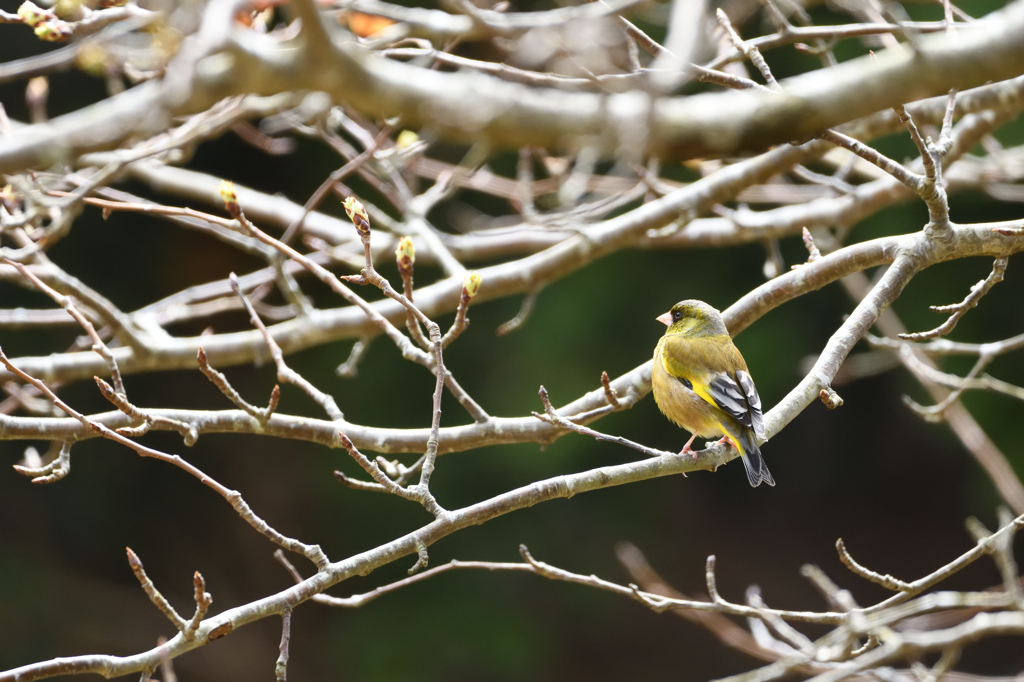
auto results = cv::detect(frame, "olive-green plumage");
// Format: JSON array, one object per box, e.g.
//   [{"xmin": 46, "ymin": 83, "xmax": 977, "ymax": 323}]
[{"xmin": 652, "ymin": 300, "xmax": 774, "ymax": 487}]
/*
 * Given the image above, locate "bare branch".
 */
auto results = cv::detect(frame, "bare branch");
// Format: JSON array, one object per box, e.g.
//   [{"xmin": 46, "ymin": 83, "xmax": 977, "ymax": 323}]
[
  {"xmin": 197, "ymin": 347, "xmax": 280, "ymax": 423},
  {"xmin": 836, "ymin": 538, "xmax": 912, "ymax": 592},
  {"xmin": 900, "ymin": 257, "xmax": 1008, "ymax": 340},
  {"xmin": 2, "ymin": 2, "xmax": 1024, "ymax": 679},
  {"xmin": 126, "ymin": 548, "xmax": 188, "ymax": 632}
]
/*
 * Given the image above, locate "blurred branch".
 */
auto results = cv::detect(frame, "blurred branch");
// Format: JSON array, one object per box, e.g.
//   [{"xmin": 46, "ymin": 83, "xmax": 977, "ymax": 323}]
[
  {"xmin": 0, "ymin": 413, "xmax": 817, "ymax": 680},
  {"xmin": 333, "ymin": 0, "xmax": 645, "ymax": 41},
  {"xmin": 2, "ymin": 4, "xmax": 1024, "ymax": 172},
  {"xmin": 0, "ymin": 221, "xmax": 1021, "ymax": 463},
  {"xmin": 3, "ymin": 0, "xmax": 1024, "ymax": 678},
  {"xmin": 840, "ymin": 266, "xmax": 1024, "ymax": 515}
]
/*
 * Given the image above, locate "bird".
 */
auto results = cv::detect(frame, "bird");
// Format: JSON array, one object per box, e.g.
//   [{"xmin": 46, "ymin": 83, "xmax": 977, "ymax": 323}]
[{"xmin": 651, "ymin": 300, "xmax": 774, "ymax": 487}]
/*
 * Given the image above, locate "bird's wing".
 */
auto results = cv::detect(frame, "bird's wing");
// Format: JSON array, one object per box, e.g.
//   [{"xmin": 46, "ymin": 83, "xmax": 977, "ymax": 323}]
[
  {"xmin": 735, "ymin": 370, "xmax": 765, "ymax": 440},
  {"xmin": 705, "ymin": 371, "xmax": 764, "ymax": 439},
  {"xmin": 659, "ymin": 335, "xmax": 765, "ymax": 438}
]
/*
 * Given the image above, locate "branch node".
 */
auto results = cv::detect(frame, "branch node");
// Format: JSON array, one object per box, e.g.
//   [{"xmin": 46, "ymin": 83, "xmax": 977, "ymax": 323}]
[
  {"xmin": 441, "ymin": 271, "xmax": 481, "ymax": 348},
  {"xmin": 600, "ymin": 371, "xmax": 621, "ymax": 409},
  {"xmin": 184, "ymin": 571, "xmax": 212, "ymax": 641},
  {"xmin": 819, "ymin": 386, "xmax": 843, "ymax": 409},
  {"xmin": 197, "ymin": 346, "xmax": 279, "ymax": 423},
  {"xmin": 408, "ymin": 537, "xmax": 429, "ymax": 575},
  {"xmin": 801, "ymin": 227, "xmax": 822, "ymax": 263}
]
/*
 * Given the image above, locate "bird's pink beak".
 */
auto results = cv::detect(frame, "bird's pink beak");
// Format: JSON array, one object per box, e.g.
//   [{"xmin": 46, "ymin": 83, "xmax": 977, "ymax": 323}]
[{"xmin": 656, "ymin": 311, "xmax": 672, "ymax": 326}]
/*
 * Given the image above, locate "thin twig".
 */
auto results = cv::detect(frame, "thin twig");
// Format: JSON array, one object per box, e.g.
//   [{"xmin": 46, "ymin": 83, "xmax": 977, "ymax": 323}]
[
  {"xmin": 184, "ymin": 572, "xmax": 212, "ymax": 641},
  {"xmin": 0, "ymin": 347, "xmax": 330, "ymax": 569},
  {"xmin": 275, "ymin": 609, "xmax": 291, "ymax": 682},
  {"xmin": 600, "ymin": 371, "xmax": 621, "ymax": 409},
  {"xmin": 229, "ymin": 274, "xmax": 344, "ymax": 422},
  {"xmin": 95, "ymin": 376, "xmax": 198, "ymax": 444},
  {"xmin": 126, "ymin": 548, "xmax": 187, "ymax": 632},
  {"xmin": 338, "ymin": 197, "xmax": 461, "ymax": 487},
  {"xmin": 837, "ymin": 538, "xmax": 913, "ymax": 592},
  {"xmin": 197, "ymin": 347, "xmax": 280, "ymax": 423},
  {"xmin": 716, "ymin": 9, "xmax": 780, "ymax": 90},
  {"xmin": 496, "ymin": 292, "xmax": 537, "ymax": 336},
  {"xmin": 3, "ymin": 258, "xmax": 127, "ymax": 395},
  {"xmin": 280, "ymin": 126, "xmax": 393, "ymax": 246},
  {"xmin": 394, "ymin": 236, "xmax": 431, "ymax": 350},
  {"xmin": 818, "ymin": 128, "xmax": 923, "ymax": 193},
  {"xmin": 533, "ymin": 385, "xmax": 673, "ymax": 459},
  {"xmin": 12, "ymin": 440, "xmax": 71, "ymax": 483},
  {"xmin": 440, "ymin": 272, "xmax": 480, "ymax": 348},
  {"xmin": 336, "ymin": 432, "xmax": 444, "ymax": 515},
  {"xmin": 335, "ymin": 336, "xmax": 373, "ymax": 378},
  {"xmin": 899, "ymin": 257, "xmax": 1008, "ymax": 340}
]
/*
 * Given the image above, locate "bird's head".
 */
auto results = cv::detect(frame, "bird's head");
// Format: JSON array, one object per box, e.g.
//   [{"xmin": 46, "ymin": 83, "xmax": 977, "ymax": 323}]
[{"xmin": 656, "ymin": 300, "xmax": 729, "ymax": 338}]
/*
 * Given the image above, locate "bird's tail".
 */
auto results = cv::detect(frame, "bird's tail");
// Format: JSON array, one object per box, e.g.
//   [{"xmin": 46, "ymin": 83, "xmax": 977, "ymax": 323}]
[{"xmin": 722, "ymin": 423, "xmax": 775, "ymax": 487}]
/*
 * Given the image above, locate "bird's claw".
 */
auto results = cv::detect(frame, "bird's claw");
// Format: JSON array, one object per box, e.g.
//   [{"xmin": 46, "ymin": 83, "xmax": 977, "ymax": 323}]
[{"xmin": 679, "ymin": 434, "xmax": 700, "ymax": 459}]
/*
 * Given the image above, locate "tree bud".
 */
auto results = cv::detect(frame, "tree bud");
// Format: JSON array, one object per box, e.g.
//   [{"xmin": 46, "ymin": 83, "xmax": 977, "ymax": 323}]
[
  {"xmin": 219, "ymin": 180, "xmax": 239, "ymax": 216},
  {"xmin": 343, "ymin": 197, "xmax": 370, "ymax": 238},
  {"xmin": 464, "ymin": 271, "xmax": 482, "ymax": 298},
  {"xmin": 395, "ymin": 236, "xmax": 415, "ymax": 269},
  {"xmin": 18, "ymin": 1, "xmax": 54, "ymax": 26},
  {"xmin": 34, "ymin": 20, "xmax": 72, "ymax": 41},
  {"xmin": 395, "ymin": 130, "xmax": 419, "ymax": 150}
]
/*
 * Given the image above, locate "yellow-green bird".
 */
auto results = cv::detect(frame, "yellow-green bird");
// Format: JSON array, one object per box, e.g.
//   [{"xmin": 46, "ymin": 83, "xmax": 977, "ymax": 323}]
[{"xmin": 652, "ymin": 300, "xmax": 774, "ymax": 487}]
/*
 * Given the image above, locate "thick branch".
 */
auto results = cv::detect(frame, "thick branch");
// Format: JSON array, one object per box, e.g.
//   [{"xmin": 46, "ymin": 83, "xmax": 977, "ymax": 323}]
[{"xmin": 2, "ymin": 5, "xmax": 1024, "ymax": 172}]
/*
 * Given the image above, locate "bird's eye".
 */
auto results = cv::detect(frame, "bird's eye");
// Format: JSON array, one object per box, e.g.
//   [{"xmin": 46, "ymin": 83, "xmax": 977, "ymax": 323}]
[{"xmin": 672, "ymin": 310, "xmax": 682, "ymax": 322}]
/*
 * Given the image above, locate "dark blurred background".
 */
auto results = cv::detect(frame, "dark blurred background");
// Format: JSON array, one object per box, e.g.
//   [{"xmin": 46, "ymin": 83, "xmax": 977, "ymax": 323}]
[{"xmin": 1, "ymin": 0, "xmax": 1023, "ymax": 679}]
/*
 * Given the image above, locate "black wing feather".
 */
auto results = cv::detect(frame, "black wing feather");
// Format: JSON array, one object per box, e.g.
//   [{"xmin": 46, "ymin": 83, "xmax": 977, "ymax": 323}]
[
  {"xmin": 707, "ymin": 371, "xmax": 765, "ymax": 440},
  {"xmin": 735, "ymin": 371, "xmax": 765, "ymax": 440},
  {"xmin": 706, "ymin": 373, "xmax": 753, "ymax": 429}
]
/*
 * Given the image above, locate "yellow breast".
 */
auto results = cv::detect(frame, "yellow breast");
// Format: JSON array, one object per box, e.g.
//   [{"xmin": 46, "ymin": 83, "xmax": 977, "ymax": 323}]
[{"xmin": 652, "ymin": 339, "xmax": 726, "ymax": 438}]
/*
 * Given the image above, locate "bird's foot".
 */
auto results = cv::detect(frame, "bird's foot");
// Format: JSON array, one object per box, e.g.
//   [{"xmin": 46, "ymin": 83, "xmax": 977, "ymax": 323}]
[{"xmin": 679, "ymin": 434, "xmax": 700, "ymax": 459}]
